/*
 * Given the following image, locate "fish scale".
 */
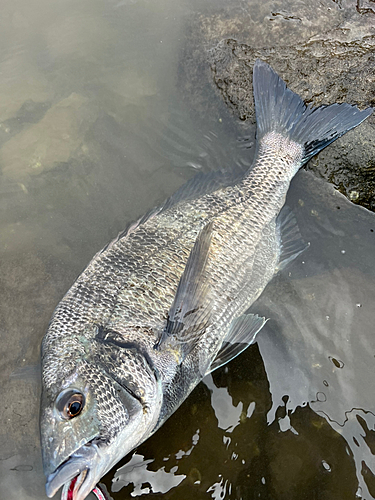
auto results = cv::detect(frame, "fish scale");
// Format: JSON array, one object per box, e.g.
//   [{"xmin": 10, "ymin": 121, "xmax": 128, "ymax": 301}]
[{"xmin": 40, "ymin": 60, "xmax": 373, "ymax": 500}]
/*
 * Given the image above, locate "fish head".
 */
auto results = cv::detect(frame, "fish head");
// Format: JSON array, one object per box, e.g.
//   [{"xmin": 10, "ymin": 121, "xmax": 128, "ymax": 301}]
[{"xmin": 40, "ymin": 332, "xmax": 163, "ymax": 500}]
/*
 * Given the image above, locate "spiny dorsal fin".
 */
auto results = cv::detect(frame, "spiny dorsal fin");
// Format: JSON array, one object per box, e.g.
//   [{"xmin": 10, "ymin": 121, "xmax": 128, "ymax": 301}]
[
  {"xmin": 206, "ymin": 313, "xmax": 267, "ymax": 375},
  {"xmin": 156, "ymin": 222, "xmax": 214, "ymax": 361},
  {"xmin": 101, "ymin": 168, "xmax": 244, "ymax": 257}
]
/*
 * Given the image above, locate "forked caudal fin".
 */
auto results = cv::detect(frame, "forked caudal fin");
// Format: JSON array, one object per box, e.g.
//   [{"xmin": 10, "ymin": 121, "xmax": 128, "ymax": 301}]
[{"xmin": 253, "ymin": 59, "xmax": 373, "ymax": 165}]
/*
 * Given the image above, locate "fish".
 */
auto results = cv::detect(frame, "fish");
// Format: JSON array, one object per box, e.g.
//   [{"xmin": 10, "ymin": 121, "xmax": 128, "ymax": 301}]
[{"xmin": 40, "ymin": 59, "xmax": 373, "ymax": 500}]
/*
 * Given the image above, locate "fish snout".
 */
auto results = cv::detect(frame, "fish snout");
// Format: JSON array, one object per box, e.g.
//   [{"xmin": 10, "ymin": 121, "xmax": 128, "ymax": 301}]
[{"xmin": 45, "ymin": 443, "xmax": 104, "ymax": 500}]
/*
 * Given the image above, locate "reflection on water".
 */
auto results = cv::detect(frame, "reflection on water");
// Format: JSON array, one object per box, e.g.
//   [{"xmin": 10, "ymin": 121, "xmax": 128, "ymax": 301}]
[
  {"xmin": 253, "ymin": 171, "xmax": 375, "ymax": 499},
  {"xmin": 204, "ymin": 374, "xmax": 246, "ymax": 433},
  {"xmin": 113, "ymin": 453, "xmax": 186, "ymax": 496},
  {"xmin": 1, "ymin": 0, "xmax": 375, "ymax": 499}
]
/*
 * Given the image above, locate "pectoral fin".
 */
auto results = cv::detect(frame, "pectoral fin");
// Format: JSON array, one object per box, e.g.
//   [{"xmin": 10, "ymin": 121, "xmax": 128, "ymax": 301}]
[
  {"xmin": 206, "ymin": 313, "xmax": 267, "ymax": 375},
  {"xmin": 156, "ymin": 222, "xmax": 213, "ymax": 361}
]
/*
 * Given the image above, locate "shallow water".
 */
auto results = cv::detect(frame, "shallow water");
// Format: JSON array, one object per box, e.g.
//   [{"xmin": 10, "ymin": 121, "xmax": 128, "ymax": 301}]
[{"xmin": 1, "ymin": 0, "xmax": 374, "ymax": 499}]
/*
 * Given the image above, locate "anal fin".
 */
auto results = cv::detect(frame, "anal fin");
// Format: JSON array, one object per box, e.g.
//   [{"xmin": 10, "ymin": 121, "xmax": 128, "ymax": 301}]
[
  {"xmin": 206, "ymin": 313, "xmax": 267, "ymax": 375},
  {"xmin": 275, "ymin": 205, "xmax": 309, "ymax": 273}
]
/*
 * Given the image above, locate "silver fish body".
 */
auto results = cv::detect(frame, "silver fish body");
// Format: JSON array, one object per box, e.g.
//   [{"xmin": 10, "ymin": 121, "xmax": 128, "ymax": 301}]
[{"xmin": 40, "ymin": 60, "xmax": 373, "ymax": 500}]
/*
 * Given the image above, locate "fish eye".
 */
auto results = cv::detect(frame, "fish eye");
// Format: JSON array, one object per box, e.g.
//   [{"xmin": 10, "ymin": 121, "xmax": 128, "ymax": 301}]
[
  {"xmin": 65, "ymin": 394, "xmax": 83, "ymax": 418},
  {"xmin": 56, "ymin": 389, "xmax": 85, "ymax": 419}
]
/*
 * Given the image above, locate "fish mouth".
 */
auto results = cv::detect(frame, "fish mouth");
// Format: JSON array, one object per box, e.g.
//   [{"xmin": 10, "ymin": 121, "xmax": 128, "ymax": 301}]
[
  {"xmin": 60, "ymin": 471, "xmax": 89, "ymax": 500},
  {"xmin": 46, "ymin": 442, "xmax": 103, "ymax": 500}
]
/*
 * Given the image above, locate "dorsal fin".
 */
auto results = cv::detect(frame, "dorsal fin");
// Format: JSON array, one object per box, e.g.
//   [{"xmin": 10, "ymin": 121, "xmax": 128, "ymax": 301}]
[{"xmin": 161, "ymin": 168, "xmax": 244, "ymax": 213}]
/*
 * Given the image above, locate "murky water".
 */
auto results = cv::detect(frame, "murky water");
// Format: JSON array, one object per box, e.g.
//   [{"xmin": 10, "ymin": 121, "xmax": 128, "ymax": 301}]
[{"xmin": 1, "ymin": 0, "xmax": 375, "ymax": 499}]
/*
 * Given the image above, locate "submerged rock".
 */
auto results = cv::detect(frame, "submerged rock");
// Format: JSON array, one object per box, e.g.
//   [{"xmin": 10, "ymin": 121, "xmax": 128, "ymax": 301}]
[{"xmin": 0, "ymin": 93, "xmax": 97, "ymax": 181}]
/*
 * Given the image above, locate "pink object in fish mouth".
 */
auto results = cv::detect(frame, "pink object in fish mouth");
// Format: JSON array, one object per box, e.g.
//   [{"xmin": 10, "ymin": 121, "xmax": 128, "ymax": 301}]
[
  {"xmin": 62, "ymin": 476, "xmax": 109, "ymax": 500},
  {"xmin": 91, "ymin": 485, "xmax": 108, "ymax": 500}
]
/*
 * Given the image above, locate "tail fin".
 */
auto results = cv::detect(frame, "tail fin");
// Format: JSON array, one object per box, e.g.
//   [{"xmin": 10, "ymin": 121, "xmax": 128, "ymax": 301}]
[{"xmin": 253, "ymin": 59, "xmax": 373, "ymax": 165}]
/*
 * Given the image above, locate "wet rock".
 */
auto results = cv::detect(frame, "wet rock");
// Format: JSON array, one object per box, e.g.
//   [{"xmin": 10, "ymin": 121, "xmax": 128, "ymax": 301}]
[
  {"xmin": 179, "ymin": 0, "xmax": 375, "ymax": 210},
  {"xmin": 310, "ymin": 119, "xmax": 375, "ymax": 211}
]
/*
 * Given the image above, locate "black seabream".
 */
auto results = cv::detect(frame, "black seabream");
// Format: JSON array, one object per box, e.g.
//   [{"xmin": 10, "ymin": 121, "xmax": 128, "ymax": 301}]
[{"xmin": 40, "ymin": 60, "xmax": 373, "ymax": 500}]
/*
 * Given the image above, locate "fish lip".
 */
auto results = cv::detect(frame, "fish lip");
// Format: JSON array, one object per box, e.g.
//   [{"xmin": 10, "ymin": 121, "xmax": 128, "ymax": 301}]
[
  {"xmin": 46, "ymin": 463, "xmax": 83, "ymax": 499},
  {"xmin": 61, "ymin": 471, "xmax": 87, "ymax": 500},
  {"xmin": 45, "ymin": 442, "xmax": 99, "ymax": 499}
]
